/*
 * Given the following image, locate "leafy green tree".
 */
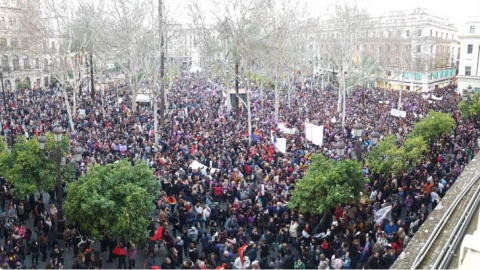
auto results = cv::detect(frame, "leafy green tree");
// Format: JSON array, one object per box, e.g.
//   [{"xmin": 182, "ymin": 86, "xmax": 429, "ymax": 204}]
[
  {"xmin": 364, "ymin": 135, "xmax": 399, "ymax": 175},
  {"xmin": 288, "ymin": 155, "xmax": 367, "ymax": 214},
  {"xmin": 458, "ymin": 92, "xmax": 480, "ymax": 118},
  {"xmin": 365, "ymin": 135, "xmax": 427, "ymax": 176},
  {"xmin": 64, "ymin": 160, "xmax": 160, "ymax": 244},
  {"xmin": 0, "ymin": 134, "xmax": 74, "ymax": 198},
  {"xmin": 410, "ymin": 110, "xmax": 455, "ymax": 142}
]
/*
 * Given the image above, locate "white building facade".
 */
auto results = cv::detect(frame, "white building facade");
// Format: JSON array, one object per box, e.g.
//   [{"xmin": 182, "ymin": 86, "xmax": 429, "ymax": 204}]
[
  {"xmin": 0, "ymin": 1, "xmax": 51, "ymax": 91},
  {"xmin": 458, "ymin": 17, "xmax": 480, "ymax": 94},
  {"xmin": 317, "ymin": 7, "xmax": 458, "ymax": 92}
]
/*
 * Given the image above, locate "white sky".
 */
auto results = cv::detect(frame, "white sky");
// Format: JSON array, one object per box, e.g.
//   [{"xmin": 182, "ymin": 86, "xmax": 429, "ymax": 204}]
[{"xmin": 169, "ymin": 0, "xmax": 480, "ymax": 30}]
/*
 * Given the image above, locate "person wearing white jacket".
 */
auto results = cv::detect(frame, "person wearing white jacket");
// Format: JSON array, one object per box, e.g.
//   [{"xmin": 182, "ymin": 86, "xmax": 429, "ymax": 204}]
[
  {"xmin": 233, "ymin": 256, "xmax": 251, "ymax": 269},
  {"xmin": 289, "ymin": 220, "xmax": 299, "ymax": 243}
]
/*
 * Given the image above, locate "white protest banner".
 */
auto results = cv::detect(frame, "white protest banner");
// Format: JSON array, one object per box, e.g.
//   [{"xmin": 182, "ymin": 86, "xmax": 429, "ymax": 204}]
[
  {"xmin": 374, "ymin": 205, "xmax": 392, "ymax": 225},
  {"xmin": 311, "ymin": 124, "xmax": 324, "ymax": 146},
  {"xmin": 190, "ymin": 160, "xmax": 219, "ymax": 175},
  {"xmin": 305, "ymin": 123, "xmax": 313, "ymax": 141},
  {"xmin": 275, "ymin": 138, "xmax": 287, "ymax": 153},
  {"xmin": 422, "ymin": 93, "xmax": 431, "ymax": 100},
  {"xmin": 431, "ymin": 94, "xmax": 443, "ymax": 101},
  {"xmin": 283, "ymin": 127, "xmax": 296, "ymax": 135},
  {"xmin": 390, "ymin": 109, "xmax": 406, "ymax": 118}
]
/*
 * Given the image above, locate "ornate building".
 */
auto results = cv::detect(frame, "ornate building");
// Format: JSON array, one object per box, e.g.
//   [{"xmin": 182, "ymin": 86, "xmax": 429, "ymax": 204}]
[
  {"xmin": 0, "ymin": 0, "xmax": 51, "ymax": 91},
  {"xmin": 317, "ymin": 7, "xmax": 459, "ymax": 92}
]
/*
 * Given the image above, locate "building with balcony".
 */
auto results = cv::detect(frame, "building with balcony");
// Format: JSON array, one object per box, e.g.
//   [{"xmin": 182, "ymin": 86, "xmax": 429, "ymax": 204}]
[
  {"xmin": 0, "ymin": 0, "xmax": 52, "ymax": 91},
  {"xmin": 317, "ymin": 7, "xmax": 458, "ymax": 92},
  {"xmin": 458, "ymin": 17, "xmax": 480, "ymax": 94},
  {"xmin": 166, "ymin": 24, "xmax": 203, "ymax": 72}
]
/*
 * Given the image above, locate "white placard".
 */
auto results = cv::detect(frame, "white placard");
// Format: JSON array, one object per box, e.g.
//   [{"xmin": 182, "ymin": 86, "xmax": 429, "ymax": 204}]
[
  {"xmin": 390, "ymin": 109, "xmax": 406, "ymax": 118},
  {"xmin": 311, "ymin": 124, "xmax": 324, "ymax": 146},
  {"xmin": 275, "ymin": 138, "xmax": 287, "ymax": 153}
]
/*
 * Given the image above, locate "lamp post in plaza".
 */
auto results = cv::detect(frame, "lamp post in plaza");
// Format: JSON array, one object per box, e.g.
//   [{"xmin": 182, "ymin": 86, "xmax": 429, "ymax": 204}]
[
  {"xmin": 335, "ymin": 140, "xmax": 345, "ymax": 157},
  {"xmin": 371, "ymin": 131, "xmax": 381, "ymax": 145},
  {"xmin": 353, "ymin": 122, "xmax": 363, "ymax": 138},
  {"xmin": 43, "ymin": 138, "xmax": 83, "ymax": 232},
  {"xmin": 0, "ymin": 70, "xmax": 7, "ymax": 149},
  {"xmin": 52, "ymin": 126, "xmax": 65, "ymax": 231},
  {"xmin": 38, "ymin": 127, "xmax": 68, "ymax": 232}
]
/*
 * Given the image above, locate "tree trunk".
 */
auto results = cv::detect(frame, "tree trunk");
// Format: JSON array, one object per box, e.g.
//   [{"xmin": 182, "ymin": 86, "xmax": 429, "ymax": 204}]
[
  {"xmin": 90, "ymin": 52, "xmax": 95, "ymax": 104},
  {"xmin": 61, "ymin": 85, "xmax": 75, "ymax": 133},
  {"xmin": 342, "ymin": 75, "xmax": 346, "ymax": 129},
  {"xmin": 398, "ymin": 74, "xmax": 404, "ymax": 110},
  {"xmin": 235, "ymin": 59, "xmax": 240, "ymax": 122},
  {"xmin": 159, "ymin": 0, "xmax": 165, "ymax": 127},
  {"xmin": 274, "ymin": 77, "xmax": 279, "ymax": 120},
  {"xmin": 153, "ymin": 95, "xmax": 159, "ymax": 145}
]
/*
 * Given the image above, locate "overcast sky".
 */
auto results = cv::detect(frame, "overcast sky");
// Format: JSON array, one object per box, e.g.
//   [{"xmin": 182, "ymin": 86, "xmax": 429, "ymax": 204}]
[{"xmin": 169, "ymin": 0, "xmax": 479, "ymax": 30}]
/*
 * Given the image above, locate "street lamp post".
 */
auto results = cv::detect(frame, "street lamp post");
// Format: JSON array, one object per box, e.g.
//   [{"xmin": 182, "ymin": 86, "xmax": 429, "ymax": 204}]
[
  {"xmin": 335, "ymin": 140, "xmax": 345, "ymax": 157},
  {"xmin": 353, "ymin": 122, "xmax": 363, "ymax": 138},
  {"xmin": 0, "ymin": 70, "xmax": 7, "ymax": 149},
  {"xmin": 371, "ymin": 131, "xmax": 381, "ymax": 145},
  {"xmin": 52, "ymin": 126, "xmax": 65, "ymax": 232}
]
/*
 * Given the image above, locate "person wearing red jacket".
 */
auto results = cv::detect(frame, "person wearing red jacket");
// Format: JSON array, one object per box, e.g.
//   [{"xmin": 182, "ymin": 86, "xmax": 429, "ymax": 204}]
[{"xmin": 112, "ymin": 241, "xmax": 127, "ymax": 269}]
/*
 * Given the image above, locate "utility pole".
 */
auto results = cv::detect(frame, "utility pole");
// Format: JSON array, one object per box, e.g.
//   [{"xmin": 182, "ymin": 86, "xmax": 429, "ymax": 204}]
[{"xmin": 159, "ymin": 0, "xmax": 166, "ymax": 127}]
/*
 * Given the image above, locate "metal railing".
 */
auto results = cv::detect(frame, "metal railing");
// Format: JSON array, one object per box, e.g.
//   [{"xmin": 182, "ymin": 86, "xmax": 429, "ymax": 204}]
[{"xmin": 410, "ymin": 170, "xmax": 480, "ymax": 269}]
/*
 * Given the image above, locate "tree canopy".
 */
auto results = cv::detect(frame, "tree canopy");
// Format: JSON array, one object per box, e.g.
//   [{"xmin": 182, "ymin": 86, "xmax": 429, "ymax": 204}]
[
  {"xmin": 288, "ymin": 155, "xmax": 367, "ymax": 214},
  {"xmin": 64, "ymin": 160, "xmax": 160, "ymax": 244},
  {"xmin": 458, "ymin": 92, "xmax": 480, "ymax": 118},
  {"xmin": 410, "ymin": 110, "xmax": 455, "ymax": 142},
  {"xmin": 365, "ymin": 135, "xmax": 427, "ymax": 176},
  {"xmin": 0, "ymin": 134, "xmax": 74, "ymax": 198}
]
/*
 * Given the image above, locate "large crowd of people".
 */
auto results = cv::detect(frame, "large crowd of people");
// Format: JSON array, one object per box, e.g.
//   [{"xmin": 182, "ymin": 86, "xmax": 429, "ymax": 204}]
[{"xmin": 0, "ymin": 73, "xmax": 479, "ymax": 269}]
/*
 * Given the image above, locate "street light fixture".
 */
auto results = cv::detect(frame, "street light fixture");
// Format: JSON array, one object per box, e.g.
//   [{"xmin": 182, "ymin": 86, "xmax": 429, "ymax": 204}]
[
  {"xmin": 52, "ymin": 126, "xmax": 63, "ymax": 143},
  {"xmin": 335, "ymin": 140, "xmax": 345, "ymax": 156},
  {"xmin": 0, "ymin": 69, "xmax": 7, "ymax": 149},
  {"xmin": 371, "ymin": 131, "xmax": 381, "ymax": 145},
  {"xmin": 37, "ymin": 134, "xmax": 47, "ymax": 150},
  {"xmin": 73, "ymin": 146, "xmax": 84, "ymax": 162},
  {"xmin": 353, "ymin": 122, "xmax": 363, "ymax": 138}
]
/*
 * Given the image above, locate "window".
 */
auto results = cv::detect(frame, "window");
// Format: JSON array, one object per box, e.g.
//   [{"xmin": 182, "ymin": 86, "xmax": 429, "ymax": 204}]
[
  {"xmin": 406, "ymin": 30, "xmax": 410, "ymax": 37},
  {"xmin": 430, "ymin": 29, "xmax": 433, "ymax": 36},
  {"xmin": 371, "ymin": 44, "xmax": 374, "ymax": 51},
  {"xmin": 21, "ymin": 40, "xmax": 28, "ymax": 49},
  {"xmin": 35, "ymin": 58, "xmax": 39, "ymax": 69},
  {"xmin": 0, "ymin": 17, "xmax": 4, "ymax": 28},
  {"xmin": 436, "ymin": 31, "xmax": 438, "ymax": 37},
  {"xmin": 0, "ymin": 38, "xmax": 6, "ymax": 49},
  {"xmin": 465, "ymin": 66, "xmax": 471, "ymax": 75},
  {"xmin": 23, "ymin": 58, "xmax": 28, "ymax": 69},
  {"xmin": 471, "ymin": 26, "xmax": 476, "ymax": 33},
  {"xmin": 446, "ymin": 33, "xmax": 449, "ymax": 39},
  {"xmin": 12, "ymin": 56, "xmax": 19, "ymax": 70},
  {"xmin": 417, "ymin": 45, "xmax": 421, "ymax": 53},
  {"xmin": 387, "ymin": 45, "xmax": 391, "ymax": 52},
  {"xmin": 388, "ymin": 31, "xmax": 392, "ymax": 37},
  {"xmin": 44, "ymin": 58, "xmax": 48, "ymax": 70},
  {"xmin": 1, "ymin": 56, "xmax": 8, "ymax": 70},
  {"xmin": 468, "ymin": 44, "xmax": 473, "ymax": 54},
  {"xmin": 51, "ymin": 41, "xmax": 55, "ymax": 51},
  {"xmin": 417, "ymin": 29, "xmax": 422, "ymax": 36},
  {"xmin": 10, "ymin": 39, "xmax": 18, "ymax": 48}
]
